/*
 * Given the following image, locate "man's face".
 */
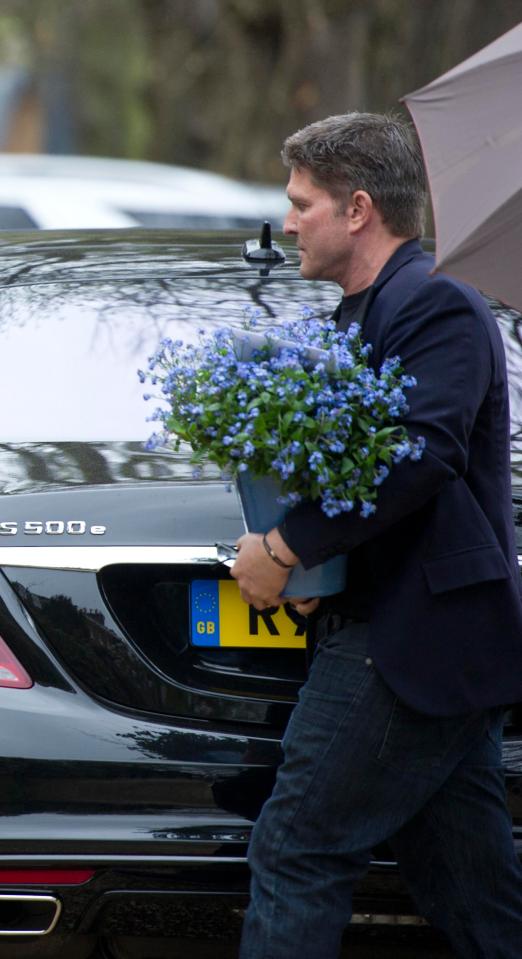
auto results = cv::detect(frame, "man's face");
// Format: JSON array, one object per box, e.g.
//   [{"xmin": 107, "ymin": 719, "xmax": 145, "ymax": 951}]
[{"xmin": 283, "ymin": 167, "xmax": 352, "ymax": 286}]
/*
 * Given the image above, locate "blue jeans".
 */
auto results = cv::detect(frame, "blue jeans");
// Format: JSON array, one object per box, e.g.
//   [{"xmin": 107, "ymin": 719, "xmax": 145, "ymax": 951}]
[{"xmin": 239, "ymin": 624, "xmax": 522, "ymax": 958}]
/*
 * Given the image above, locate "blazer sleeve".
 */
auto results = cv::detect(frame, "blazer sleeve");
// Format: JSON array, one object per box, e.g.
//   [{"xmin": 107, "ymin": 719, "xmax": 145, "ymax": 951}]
[{"xmin": 279, "ymin": 277, "xmax": 494, "ymax": 568}]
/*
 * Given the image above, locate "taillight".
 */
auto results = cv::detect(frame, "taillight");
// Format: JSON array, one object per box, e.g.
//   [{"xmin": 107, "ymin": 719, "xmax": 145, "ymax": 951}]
[{"xmin": 0, "ymin": 636, "xmax": 33, "ymax": 688}]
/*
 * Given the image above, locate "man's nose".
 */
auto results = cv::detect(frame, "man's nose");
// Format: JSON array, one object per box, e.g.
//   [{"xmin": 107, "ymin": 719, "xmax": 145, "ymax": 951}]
[{"xmin": 283, "ymin": 210, "xmax": 297, "ymax": 235}]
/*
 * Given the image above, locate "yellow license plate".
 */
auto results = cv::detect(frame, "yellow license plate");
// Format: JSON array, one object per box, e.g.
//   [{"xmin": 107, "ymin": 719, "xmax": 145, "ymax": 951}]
[{"xmin": 190, "ymin": 579, "xmax": 306, "ymax": 648}]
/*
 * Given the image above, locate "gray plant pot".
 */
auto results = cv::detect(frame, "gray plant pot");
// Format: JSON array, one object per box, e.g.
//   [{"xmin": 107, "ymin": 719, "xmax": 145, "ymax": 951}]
[{"xmin": 236, "ymin": 471, "xmax": 347, "ymax": 599}]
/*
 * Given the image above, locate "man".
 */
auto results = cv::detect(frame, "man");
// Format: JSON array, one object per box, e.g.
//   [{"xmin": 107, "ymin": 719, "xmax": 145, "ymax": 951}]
[{"xmin": 231, "ymin": 112, "xmax": 522, "ymax": 958}]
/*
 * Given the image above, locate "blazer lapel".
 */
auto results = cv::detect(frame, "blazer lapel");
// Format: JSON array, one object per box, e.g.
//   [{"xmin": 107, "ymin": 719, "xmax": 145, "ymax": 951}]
[{"xmin": 372, "ymin": 239, "xmax": 426, "ymax": 293}]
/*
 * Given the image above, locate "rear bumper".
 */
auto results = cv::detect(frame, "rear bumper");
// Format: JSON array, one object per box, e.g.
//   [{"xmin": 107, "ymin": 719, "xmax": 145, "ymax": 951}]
[{"xmin": 0, "ymin": 855, "xmax": 418, "ymax": 938}]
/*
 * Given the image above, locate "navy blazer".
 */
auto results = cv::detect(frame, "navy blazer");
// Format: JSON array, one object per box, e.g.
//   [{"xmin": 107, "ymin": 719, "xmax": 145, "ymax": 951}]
[{"xmin": 280, "ymin": 240, "xmax": 522, "ymax": 716}]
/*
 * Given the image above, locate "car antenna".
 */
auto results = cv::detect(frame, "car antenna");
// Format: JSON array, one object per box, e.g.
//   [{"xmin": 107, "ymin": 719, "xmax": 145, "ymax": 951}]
[{"xmin": 242, "ymin": 221, "xmax": 285, "ymax": 275}]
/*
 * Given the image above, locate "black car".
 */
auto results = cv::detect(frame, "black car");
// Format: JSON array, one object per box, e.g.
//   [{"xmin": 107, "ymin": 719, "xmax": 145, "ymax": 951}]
[{"xmin": 0, "ymin": 228, "xmax": 521, "ymax": 959}]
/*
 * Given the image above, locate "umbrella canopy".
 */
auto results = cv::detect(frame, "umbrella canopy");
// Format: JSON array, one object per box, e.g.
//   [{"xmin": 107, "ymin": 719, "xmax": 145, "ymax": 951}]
[{"xmin": 403, "ymin": 22, "xmax": 522, "ymax": 310}]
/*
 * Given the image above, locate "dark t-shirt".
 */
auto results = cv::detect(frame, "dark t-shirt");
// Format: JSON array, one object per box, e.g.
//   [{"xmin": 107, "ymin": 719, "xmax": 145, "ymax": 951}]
[{"xmin": 338, "ymin": 287, "xmax": 373, "ymax": 331}]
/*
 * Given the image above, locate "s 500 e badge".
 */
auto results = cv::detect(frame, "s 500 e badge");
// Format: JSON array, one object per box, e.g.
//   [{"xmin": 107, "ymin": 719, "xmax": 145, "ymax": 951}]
[{"xmin": 0, "ymin": 521, "xmax": 107, "ymax": 536}]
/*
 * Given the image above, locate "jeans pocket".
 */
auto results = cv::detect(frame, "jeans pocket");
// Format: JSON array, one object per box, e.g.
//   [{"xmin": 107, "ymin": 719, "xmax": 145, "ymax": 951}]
[
  {"xmin": 317, "ymin": 623, "xmax": 370, "ymax": 661},
  {"xmin": 376, "ymin": 698, "xmax": 484, "ymax": 775},
  {"xmin": 285, "ymin": 640, "xmax": 373, "ymax": 738}
]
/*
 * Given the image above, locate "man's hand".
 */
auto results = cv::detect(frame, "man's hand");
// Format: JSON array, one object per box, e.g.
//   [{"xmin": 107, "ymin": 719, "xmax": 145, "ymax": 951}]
[
  {"xmin": 230, "ymin": 528, "xmax": 297, "ymax": 610},
  {"xmin": 291, "ymin": 597, "xmax": 321, "ymax": 616}
]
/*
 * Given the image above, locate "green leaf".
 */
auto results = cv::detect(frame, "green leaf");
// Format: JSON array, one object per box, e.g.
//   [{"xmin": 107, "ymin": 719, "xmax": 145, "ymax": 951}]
[{"xmin": 374, "ymin": 426, "xmax": 399, "ymax": 441}]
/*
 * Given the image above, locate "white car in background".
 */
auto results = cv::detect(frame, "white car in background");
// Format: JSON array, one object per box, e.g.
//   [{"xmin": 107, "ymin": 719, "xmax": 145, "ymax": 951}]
[{"xmin": 0, "ymin": 153, "xmax": 288, "ymax": 230}]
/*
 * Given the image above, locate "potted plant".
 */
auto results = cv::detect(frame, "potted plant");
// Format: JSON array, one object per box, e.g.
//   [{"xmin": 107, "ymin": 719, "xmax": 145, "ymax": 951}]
[{"xmin": 139, "ymin": 313, "xmax": 424, "ymax": 596}]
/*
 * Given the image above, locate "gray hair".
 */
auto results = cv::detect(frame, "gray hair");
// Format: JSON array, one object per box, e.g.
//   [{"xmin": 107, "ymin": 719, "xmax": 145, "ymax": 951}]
[{"xmin": 281, "ymin": 112, "xmax": 427, "ymax": 238}]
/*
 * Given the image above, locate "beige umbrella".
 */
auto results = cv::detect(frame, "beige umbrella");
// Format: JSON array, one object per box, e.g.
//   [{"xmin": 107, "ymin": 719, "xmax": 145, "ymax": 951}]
[{"xmin": 403, "ymin": 22, "xmax": 522, "ymax": 310}]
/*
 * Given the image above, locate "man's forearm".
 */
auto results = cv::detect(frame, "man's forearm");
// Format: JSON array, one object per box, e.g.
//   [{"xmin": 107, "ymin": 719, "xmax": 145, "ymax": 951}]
[
  {"xmin": 278, "ymin": 445, "xmax": 453, "ymax": 567},
  {"xmin": 264, "ymin": 527, "xmax": 300, "ymax": 567}
]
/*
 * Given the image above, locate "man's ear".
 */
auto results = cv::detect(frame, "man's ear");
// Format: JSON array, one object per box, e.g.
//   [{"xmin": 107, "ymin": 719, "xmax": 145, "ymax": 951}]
[{"xmin": 346, "ymin": 190, "xmax": 373, "ymax": 233}]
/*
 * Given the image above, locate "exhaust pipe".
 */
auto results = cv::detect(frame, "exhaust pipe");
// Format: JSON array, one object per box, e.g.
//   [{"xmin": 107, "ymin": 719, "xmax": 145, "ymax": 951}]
[{"xmin": 0, "ymin": 894, "xmax": 61, "ymax": 936}]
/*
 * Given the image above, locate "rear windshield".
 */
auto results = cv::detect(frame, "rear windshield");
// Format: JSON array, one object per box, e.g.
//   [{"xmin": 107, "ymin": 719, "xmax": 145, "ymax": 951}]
[
  {"xmin": 0, "ymin": 273, "xmax": 339, "ymax": 441},
  {"xmin": 1, "ymin": 275, "xmax": 521, "ymax": 468}
]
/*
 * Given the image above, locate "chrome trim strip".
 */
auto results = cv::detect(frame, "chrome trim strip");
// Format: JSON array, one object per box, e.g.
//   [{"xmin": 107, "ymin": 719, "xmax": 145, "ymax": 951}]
[
  {"xmin": 351, "ymin": 913, "xmax": 427, "ymax": 927},
  {"xmin": 0, "ymin": 545, "xmax": 219, "ymax": 572},
  {"xmin": 1, "ymin": 548, "xmax": 520, "ymax": 572},
  {"xmin": 0, "ymin": 852, "xmax": 402, "ymax": 872},
  {"xmin": 0, "ymin": 894, "xmax": 61, "ymax": 936},
  {"xmin": 0, "ymin": 854, "xmax": 248, "ymax": 865}
]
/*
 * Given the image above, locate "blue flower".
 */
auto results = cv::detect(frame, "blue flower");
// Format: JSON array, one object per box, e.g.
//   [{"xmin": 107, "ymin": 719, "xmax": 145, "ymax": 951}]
[
  {"xmin": 409, "ymin": 436, "xmax": 426, "ymax": 461},
  {"xmin": 140, "ymin": 310, "xmax": 423, "ymax": 519},
  {"xmin": 274, "ymin": 459, "xmax": 295, "ymax": 480},
  {"xmin": 327, "ymin": 439, "xmax": 345, "ymax": 454},
  {"xmin": 308, "ymin": 451, "xmax": 324, "ymax": 471},
  {"xmin": 373, "ymin": 465, "xmax": 390, "ymax": 486},
  {"xmin": 144, "ymin": 431, "xmax": 168, "ymax": 451},
  {"xmin": 392, "ymin": 440, "xmax": 414, "ymax": 464}
]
